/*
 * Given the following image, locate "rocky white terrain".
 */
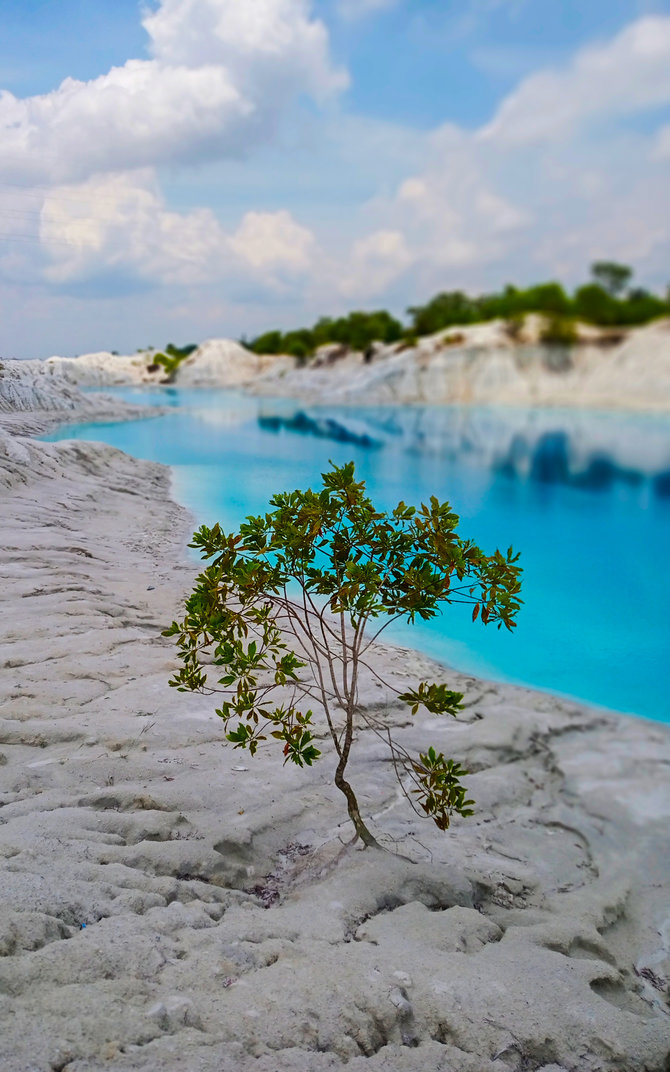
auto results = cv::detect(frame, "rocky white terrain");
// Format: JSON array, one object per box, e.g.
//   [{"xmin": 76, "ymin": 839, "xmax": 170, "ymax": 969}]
[
  {"xmin": 0, "ymin": 370, "xmax": 669, "ymax": 1072},
  {"xmin": 11, "ymin": 315, "xmax": 670, "ymax": 412},
  {"xmin": 0, "ymin": 359, "xmax": 157, "ymax": 436},
  {"xmin": 24, "ymin": 339, "xmax": 293, "ymax": 391}
]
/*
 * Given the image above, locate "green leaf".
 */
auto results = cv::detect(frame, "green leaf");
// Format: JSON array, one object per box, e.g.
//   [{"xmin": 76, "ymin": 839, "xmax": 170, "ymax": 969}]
[{"xmin": 165, "ymin": 460, "xmax": 523, "ymax": 841}]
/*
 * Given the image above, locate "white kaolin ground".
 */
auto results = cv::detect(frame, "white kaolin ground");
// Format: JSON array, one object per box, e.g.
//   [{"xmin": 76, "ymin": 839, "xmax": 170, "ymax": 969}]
[{"xmin": 0, "ymin": 373, "xmax": 669, "ymax": 1072}]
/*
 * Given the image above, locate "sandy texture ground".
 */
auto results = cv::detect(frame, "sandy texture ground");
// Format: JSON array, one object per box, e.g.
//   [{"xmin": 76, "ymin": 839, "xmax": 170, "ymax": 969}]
[{"xmin": 1, "ymin": 407, "xmax": 669, "ymax": 1072}]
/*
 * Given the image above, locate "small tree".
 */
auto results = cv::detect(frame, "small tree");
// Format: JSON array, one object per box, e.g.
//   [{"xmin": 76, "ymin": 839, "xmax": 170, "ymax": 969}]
[
  {"xmin": 165, "ymin": 462, "xmax": 522, "ymax": 848},
  {"xmin": 591, "ymin": 261, "xmax": 632, "ymax": 297}
]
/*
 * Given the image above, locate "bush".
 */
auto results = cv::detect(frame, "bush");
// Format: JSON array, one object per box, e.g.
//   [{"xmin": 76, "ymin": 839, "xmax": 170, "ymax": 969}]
[
  {"xmin": 573, "ymin": 284, "xmax": 620, "ymax": 326},
  {"xmin": 243, "ymin": 269, "xmax": 668, "ymax": 363},
  {"xmin": 151, "ymin": 352, "xmax": 181, "ymax": 381},
  {"xmin": 620, "ymin": 291, "xmax": 669, "ymax": 325},
  {"xmin": 540, "ymin": 316, "xmax": 578, "ymax": 347},
  {"xmin": 519, "ymin": 283, "xmax": 571, "ymax": 316},
  {"xmin": 408, "ymin": 291, "xmax": 479, "ymax": 336},
  {"xmin": 248, "ymin": 311, "xmax": 403, "ymax": 359},
  {"xmin": 504, "ymin": 313, "xmax": 526, "ymax": 341},
  {"xmin": 396, "ymin": 333, "xmax": 419, "ymax": 352},
  {"xmin": 147, "ymin": 343, "xmax": 197, "ymax": 381},
  {"xmin": 248, "ymin": 331, "xmax": 284, "ymax": 355},
  {"xmin": 165, "ymin": 462, "xmax": 522, "ymax": 848}
]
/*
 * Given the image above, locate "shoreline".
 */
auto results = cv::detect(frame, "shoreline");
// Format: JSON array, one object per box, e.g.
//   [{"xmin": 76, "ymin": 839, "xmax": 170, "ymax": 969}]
[
  {"xmin": 1, "ymin": 390, "xmax": 670, "ymax": 1070},
  {"xmin": 38, "ymin": 387, "xmax": 670, "ymax": 727},
  {"xmin": 8, "ymin": 314, "xmax": 670, "ymax": 413}
]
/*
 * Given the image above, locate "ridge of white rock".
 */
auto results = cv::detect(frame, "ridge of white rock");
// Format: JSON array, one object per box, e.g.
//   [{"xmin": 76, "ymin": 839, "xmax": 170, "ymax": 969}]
[
  {"xmin": 0, "ymin": 367, "xmax": 669, "ymax": 1071},
  {"xmin": 251, "ymin": 318, "xmax": 670, "ymax": 411},
  {"xmin": 37, "ymin": 339, "xmax": 293, "ymax": 390},
  {"xmin": 175, "ymin": 338, "xmax": 294, "ymax": 387},
  {"xmin": 0, "ymin": 358, "xmax": 157, "ymax": 439},
  {"xmin": 13, "ymin": 316, "xmax": 670, "ymax": 412}
]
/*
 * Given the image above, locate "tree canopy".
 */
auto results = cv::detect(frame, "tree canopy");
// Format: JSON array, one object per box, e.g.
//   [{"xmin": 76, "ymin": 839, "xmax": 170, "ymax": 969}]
[
  {"xmin": 245, "ymin": 264, "xmax": 668, "ymax": 360},
  {"xmin": 165, "ymin": 462, "xmax": 522, "ymax": 848}
]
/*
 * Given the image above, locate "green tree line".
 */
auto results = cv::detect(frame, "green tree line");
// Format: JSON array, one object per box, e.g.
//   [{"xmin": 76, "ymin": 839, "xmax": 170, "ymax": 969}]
[{"xmin": 246, "ymin": 262, "xmax": 669, "ymax": 359}]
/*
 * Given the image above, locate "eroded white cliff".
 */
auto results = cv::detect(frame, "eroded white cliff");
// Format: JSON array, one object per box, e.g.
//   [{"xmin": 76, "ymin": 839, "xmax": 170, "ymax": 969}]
[{"xmin": 15, "ymin": 316, "xmax": 670, "ymax": 412}]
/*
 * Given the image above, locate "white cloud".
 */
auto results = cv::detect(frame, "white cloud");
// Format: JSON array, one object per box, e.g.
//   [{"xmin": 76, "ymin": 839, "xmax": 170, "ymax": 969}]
[
  {"xmin": 229, "ymin": 210, "xmax": 316, "ymax": 274},
  {"xmin": 0, "ymin": 0, "xmax": 347, "ymax": 184},
  {"xmin": 4, "ymin": 10, "xmax": 670, "ymax": 358},
  {"xmin": 37, "ymin": 172, "xmax": 318, "ymax": 293},
  {"xmin": 40, "ymin": 171, "xmax": 228, "ymax": 284},
  {"xmin": 144, "ymin": 0, "xmax": 345, "ymax": 98},
  {"xmin": 0, "ymin": 64, "xmax": 249, "ymax": 185},
  {"xmin": 340, "ymin": 229, "xmax": 412, "ymax": 298},
  {"xmin": 341, "ymin": 125, "xmax": 531, "ymax": 298},
  {"xmin": 480, "ymin": 16, "xmax": 670, "ymax": 144},
  {"xmin": 335, "ymin": 15, "xmax": 670, "ymax": 300}
]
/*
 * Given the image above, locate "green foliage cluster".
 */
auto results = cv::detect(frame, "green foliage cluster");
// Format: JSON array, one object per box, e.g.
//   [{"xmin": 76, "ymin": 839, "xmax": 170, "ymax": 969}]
[
  {"xmin": 247, "ymin": 263, "xmax": 669, "ymax": 360},
  {"xmin": 407, "ymin": 265, "xmax": 668, "ymax": 336},
  {"xmin": 248, "ymin": 310, "xmax": 403, "ymax": 360},
  {"xmin": 540, "ymin": 316, "xmax": 579, "ymax": 347},
  {"xmin": 148, "ymin": 342, "xmax": 197, "ymax": 381},
  {"xmin": 165, "ymin": 461, "xmax": 522, "ymax": 848}
]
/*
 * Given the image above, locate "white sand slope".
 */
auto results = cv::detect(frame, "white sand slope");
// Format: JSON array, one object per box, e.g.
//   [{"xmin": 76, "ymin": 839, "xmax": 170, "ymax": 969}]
[
  {"xmin": 13, "ymin": 315, "xmax": 670, "ymax": 412},
  {"xmin": 0, "ymin": 384, "xmax": 669, "ymax": 1072},
  {"xmin": 248, "ymin": 318, "xmax": 670, "ymax": 411}
]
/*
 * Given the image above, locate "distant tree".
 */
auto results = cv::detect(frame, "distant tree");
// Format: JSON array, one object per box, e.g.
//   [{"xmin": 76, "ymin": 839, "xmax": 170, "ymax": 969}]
[
  {"xmin": 408, "ymin": 291, "xmax": 479, "ymax": 336},
  {"xmin": 591, "ymin": 261, "xmax": 633, "ymax": 297},
  {"xmin": 282, "ymin": 330, "xmax": 315, "ymax": 360},
  {"xmin": 574, "ymin": 284, "xmax": 620, "ymax": 326},
  {"xmin": 248, "ymin": 331, "xmax": 284, "ymax": 355},
  {"xmin": 245, "ymin": 266, "xmax": 665, "ymax": 362},
  {"xmin": 621, "ymin": 290, "xmax": 669, "ymax": 325},
  {"xmin": 164, "ymin": 462, "xmax": 522, "ymax": 848},
  {"xmin": 518, "ymin": 282, "xmax": 571, "ymax": 316}
]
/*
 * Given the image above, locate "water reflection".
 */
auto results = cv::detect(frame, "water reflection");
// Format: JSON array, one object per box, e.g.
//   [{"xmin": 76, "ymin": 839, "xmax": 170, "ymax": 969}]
[
  {"xmin": 259, "ymin": 411, "xmax": 381, "ymax": 448},
  {"xmin": 256, "ymin": 403, "xmax": 670, "ymax": 500},
  {"xmin": 43, "ymin": 391, "xmax": 670, "ymax": 721}
]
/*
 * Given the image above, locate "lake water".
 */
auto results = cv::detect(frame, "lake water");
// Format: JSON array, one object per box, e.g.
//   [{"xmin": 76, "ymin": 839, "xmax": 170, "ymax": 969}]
[{"xmin": 43, "ymin": 387, "xmax": 670, "ymax": 724}]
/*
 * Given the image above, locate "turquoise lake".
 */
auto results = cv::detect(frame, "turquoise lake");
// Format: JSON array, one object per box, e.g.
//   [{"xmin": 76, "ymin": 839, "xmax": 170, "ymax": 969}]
[{"xmin": 43, "ymin": 388, "xmax": 670, "ymax": 724}]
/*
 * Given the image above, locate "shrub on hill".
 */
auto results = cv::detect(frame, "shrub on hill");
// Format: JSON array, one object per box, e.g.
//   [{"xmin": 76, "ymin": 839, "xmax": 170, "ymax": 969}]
[
  {"xmin": 147, "ymin": 343, "xmax": 197, "ymax": 381},
  {"xmin": 244, "ymin": 264, "xmax": 669, "ymax": 361},
  {"xmin": 540, "ymin": 316, "xmax": 579, "ymax": 347},
  {"xmin": 247, "ymin": 310, "xmax": 403, "ymax": 360}
]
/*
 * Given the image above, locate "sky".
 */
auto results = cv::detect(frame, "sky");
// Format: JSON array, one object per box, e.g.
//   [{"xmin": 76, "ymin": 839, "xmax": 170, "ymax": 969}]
[{"xmin": 1, "ymin": 0, "xmax": 670, "ymax": 358}]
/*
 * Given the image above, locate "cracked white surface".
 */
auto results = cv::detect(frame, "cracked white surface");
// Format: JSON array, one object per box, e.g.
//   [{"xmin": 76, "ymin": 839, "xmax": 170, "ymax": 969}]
[{"xmin": 0, "ymin": 386, "xmax": 669, "ymax": 1072}]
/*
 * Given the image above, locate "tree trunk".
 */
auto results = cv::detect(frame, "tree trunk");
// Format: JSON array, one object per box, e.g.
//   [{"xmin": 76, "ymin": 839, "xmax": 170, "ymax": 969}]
[{"xmin": 334, "ymin": 764, "xmax": 380, "ymax": 849}]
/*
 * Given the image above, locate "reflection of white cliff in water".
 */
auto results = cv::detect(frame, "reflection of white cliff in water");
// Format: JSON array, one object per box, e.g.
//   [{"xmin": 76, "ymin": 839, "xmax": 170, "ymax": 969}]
[
  {"xmin": 258, "ymin": 410, "xmax": 381, "ymax": 449},
  {"xmin": 257, "ymin": 404, "xmax": 670, "ymax": 497}
]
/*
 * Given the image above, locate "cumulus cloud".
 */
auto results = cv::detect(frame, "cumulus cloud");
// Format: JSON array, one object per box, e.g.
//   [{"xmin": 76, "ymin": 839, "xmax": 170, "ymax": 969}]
[
  {"xmin": 340, "ymin": 229, "xmax": 412, "ymax": 298},
  {"xmin": 340, "ymin": 126, "xmax": 531, "ymax": 298},
  {"xmin": 4, "ymin": 8, "xmax": 670, "ymax": 341},
  {"xmin": 144, "ymin": 0, "xmax": 344, "ymax": 97},
  {"xmin": 0, "ymin": 0, "xmax": 346, "ymax": 184},
  {"xmin": 480, "ymin": 16, "xmax": 670, "ymax": 144},
  {"xmin": 39, "ymin": 171, "xmax": 227, "ymax": 284},
  {"xmin": 229, "ymin": 210, "xmax": 316, "ymax": 274},
  {"xmin": 0, "ymin": 64, "xmax": 249, "ymax": 185},
  {"xmin": 339, "ymin": 15, "xmax": 670, "ymax": 299},
  {"xmin": 38, "ymin": 172, "xmax": 316, "ymax": 289}
]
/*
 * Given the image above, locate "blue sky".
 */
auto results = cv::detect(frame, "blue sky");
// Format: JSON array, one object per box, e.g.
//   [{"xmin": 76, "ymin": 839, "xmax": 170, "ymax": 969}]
[{"xmin": 1, "ymin": 0, "xmax": 670, "ymax": 358}]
